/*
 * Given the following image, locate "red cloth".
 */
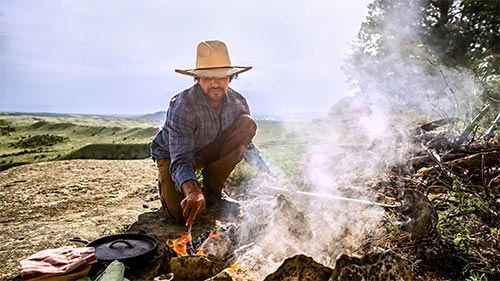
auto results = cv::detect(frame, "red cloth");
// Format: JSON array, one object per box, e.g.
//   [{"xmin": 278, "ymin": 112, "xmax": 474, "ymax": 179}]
[{"xmin": 20, "ymin": 246, "xmax": 97, "ymax": 280}]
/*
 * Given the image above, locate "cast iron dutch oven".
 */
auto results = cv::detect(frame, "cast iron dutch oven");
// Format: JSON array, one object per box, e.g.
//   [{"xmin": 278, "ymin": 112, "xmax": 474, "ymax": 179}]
[{"xmin": 70, "ymin": 233, "xmax": 158, "ymax": 264}]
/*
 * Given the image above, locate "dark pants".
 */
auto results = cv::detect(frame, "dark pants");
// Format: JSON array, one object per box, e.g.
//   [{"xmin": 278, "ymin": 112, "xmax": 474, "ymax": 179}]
[{"xmin": 156, "ymin": 114, "xmax": 257, "ymax": 223}]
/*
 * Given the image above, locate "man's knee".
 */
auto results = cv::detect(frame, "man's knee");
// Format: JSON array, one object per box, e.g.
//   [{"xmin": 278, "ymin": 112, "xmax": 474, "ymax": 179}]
[
  {"xmin": 159, "ymin": 182, "xmax": 185, "ymax": 224},
  {"xmin": 238, "ymin": 114, "xmax": 257, "ymax": 131},
  {"xmin": 233, "ymin": 114, "xmax": 257, "ymax": 142}
]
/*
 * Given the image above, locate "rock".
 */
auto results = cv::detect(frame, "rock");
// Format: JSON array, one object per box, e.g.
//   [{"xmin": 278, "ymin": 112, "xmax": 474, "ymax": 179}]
[
  {"xmin": 170, "ymin": 255, "xmax": 226, "ymax": 280},
  {"xmin": 331, "ymin": 253, "xmax": 413, "ymax": 281},
  {"xmin": 263, "ymin": 254, "xmax": 332, "ymax": 281},
  {"xmin": 275, "ymin": 194, "xmax": 313, "ymax": 240},
  {"xmin": 205, "ymin": 268, "xmax": 245, "ymax": 281},
  {"xmin": 396, "ymin": 188, "xmax": 437, "ymax": 238}
]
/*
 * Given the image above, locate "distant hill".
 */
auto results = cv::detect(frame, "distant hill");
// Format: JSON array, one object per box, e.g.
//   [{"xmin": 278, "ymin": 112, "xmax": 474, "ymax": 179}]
[
  {"xmin": 0, "ymin": 111, "xmax": 327, "ymax": 123},
  {"xmin": 137, "ymin": 111, "xmax": 166, "ymax": 124},
  {"xmin": 136, "ymin": 111, "xmax": 325, "ymax": 123}
]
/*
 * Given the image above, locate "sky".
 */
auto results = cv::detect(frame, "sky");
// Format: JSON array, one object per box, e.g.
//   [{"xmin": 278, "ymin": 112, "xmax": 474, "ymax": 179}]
[{"xmin": 0, "ymin": 0, "xmax": 371, "ymax": 117}]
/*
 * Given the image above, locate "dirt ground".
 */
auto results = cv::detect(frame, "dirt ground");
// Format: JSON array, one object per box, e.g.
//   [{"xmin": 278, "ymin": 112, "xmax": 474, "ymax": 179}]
[
  {"xmin": 5, "ymin": 156, "xmax": 497, "ymax": 280},
  {"xmin": 0, "ymin": 159, "xmax": 193, "ymax": 280}
]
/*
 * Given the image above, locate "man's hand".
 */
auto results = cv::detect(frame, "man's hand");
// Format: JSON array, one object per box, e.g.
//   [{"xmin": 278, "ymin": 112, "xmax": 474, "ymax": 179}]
[{"xmin": 180, "ymin": 180, "xmax": 206, "ymax": 227}]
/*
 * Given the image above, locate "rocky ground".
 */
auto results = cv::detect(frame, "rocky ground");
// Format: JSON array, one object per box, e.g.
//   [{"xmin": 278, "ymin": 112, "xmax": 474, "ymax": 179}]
[
  {"xmin": 0, "ymin": 159, "xmax": 278, "ymax": 281},
  {"xmin": 0, "ymin": 159, "xmax": 183, "ymax": 280}
]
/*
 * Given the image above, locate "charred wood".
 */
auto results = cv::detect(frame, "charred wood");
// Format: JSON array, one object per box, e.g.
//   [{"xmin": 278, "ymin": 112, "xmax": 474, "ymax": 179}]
[{"xmin": 416, "ymin": 117, "xmax": 458, "ymax": 133}]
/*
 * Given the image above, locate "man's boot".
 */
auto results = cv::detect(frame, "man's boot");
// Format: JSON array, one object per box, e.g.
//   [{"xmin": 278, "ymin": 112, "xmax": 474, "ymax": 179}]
[{"xmin": 203, "ymin": 184, "xmax": 241, "ymax": 218}]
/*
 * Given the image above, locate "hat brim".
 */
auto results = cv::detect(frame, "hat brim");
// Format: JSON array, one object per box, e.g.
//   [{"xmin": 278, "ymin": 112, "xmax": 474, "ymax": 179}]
[{"xmin": 175, "ymin": 66, "xmax": 252, "ymax": 78}]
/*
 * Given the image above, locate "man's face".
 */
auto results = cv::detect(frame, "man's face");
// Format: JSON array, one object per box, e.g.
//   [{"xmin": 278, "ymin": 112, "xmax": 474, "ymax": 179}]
[{"xmin": 198, "ymin": 76, "xmax": 230, "ymax": 103}]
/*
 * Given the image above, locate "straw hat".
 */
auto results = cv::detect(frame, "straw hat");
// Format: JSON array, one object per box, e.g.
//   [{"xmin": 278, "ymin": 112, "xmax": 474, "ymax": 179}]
[{"xmin": 175, "ymin": 40, "xmax": 252, "ymax": 78}]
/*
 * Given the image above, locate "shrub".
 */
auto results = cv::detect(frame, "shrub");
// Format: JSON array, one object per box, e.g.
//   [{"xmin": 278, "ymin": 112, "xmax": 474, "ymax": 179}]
[
  {"xmin": 60, "ymin": 143, "xmax": 150, "ymax": 160},
  {"xmin": 0, "ymin": 125, "xmax": 15, "ymax": 136},
  {"xmin": 12, "ymin": 134, "xmax": 69, "ymax": 148}
]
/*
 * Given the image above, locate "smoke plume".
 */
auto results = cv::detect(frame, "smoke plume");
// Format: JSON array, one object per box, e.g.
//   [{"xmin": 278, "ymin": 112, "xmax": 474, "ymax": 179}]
[{"xmin": 233, "ymin": 2, "xmax": 483, "ymax": 280}]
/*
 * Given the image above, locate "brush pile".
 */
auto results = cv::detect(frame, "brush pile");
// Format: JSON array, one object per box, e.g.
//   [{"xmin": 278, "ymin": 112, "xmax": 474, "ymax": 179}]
[{"xmin": 348, "ymin": 119, "xmax": 500, "ymax": 280}]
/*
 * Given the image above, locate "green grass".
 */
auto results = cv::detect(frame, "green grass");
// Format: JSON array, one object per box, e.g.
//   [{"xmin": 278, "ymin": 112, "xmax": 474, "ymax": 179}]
[
  {"xmin": 0, "ymin": 113, "xmax": 306, "ymax": 174},
  {"xmin": 0, "ymin": 113, "xmax": 159, "ymax": 170},
  {"xmin": 60, "ymin": 143, "xmax": 151, "ymax": 160},
  {"xmin": 253, "ymin": 119, "xmax": 307, "ymax": 176}
]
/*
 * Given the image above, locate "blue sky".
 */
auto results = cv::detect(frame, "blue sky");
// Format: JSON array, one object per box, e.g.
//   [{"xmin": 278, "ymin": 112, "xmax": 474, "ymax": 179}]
[{"xmin": 0, "ymin": 1, "xmax": 371, "ymax": 116}]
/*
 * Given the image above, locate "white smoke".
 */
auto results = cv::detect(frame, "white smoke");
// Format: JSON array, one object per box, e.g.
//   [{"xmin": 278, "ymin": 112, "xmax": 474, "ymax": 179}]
[
  {"xmin": 233, "ymin": 2, "xmax": 484, "ymax": 280},
  {"xmin": 234, "ymin": 168, "xmax": 386, "ymax": 280}
]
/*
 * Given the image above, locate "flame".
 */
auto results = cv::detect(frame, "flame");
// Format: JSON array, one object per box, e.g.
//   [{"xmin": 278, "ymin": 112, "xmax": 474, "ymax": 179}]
[
  {"xmin": 195, "ymin": 231, "xmax": 220, "ymax": 256},
  {"xmin": 167, "ymin": 231, "xmax": 220, "ymax": 257},
  {"xmin": 166, "ymin": 233, "xmax": 192, "ymax": 257},
  {"xmin": 230, "ymin": 263, "xmax": 246, "ymax": 274}
]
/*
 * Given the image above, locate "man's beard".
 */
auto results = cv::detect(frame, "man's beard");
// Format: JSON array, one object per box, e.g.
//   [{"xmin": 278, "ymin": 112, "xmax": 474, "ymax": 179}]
[{"xmin": 206, "ymin": 88, "xmax": 225, "ymax": 102}]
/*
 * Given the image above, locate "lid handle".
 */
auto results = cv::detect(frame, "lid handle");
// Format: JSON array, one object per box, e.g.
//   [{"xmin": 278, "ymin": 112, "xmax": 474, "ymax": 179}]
[{"xmin": 109, "ymin": 240, "xmax": 134, "ymax": 249}]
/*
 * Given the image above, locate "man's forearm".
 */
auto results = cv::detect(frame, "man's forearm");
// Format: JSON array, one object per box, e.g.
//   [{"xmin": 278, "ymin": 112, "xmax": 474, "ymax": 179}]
[
  {"xmin": 170, "ymin": 159, "xmax": 198, "ymax": 193},
  {"xmin": 181, "ymin": 180, "xmax": 201, "ymax": 196}
]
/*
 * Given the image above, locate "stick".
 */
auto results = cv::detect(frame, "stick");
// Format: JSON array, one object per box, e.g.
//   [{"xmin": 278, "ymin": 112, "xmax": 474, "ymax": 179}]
[
  {"xmin": 459, "ymin": 103, "xmax": 491, "ymax": 144},
  {"xmin": 267, "ymin": 185, "xmax": 400, "ymax": 208}
]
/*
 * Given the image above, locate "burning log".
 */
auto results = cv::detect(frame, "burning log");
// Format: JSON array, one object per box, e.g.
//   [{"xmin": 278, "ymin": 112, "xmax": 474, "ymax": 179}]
[
  {"xmin": 167, "ymin": 230, "xmax": 222, "ymax": 257},
  {"xmin": 165, "ymin": 227, "xmax": 238, "ymax": 280}
]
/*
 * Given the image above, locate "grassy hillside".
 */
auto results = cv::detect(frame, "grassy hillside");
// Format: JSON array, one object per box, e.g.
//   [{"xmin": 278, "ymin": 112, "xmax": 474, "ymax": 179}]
[
  {"xmin": 0, "ymin": 113, "xmax": 306, "ymax": 174},
  {"xmin": 254, "ymin": 120, "xmax": 307, "ymax": 176},
  {"xmin": 0, "ymin": 113, "xmax": 159, "ymax": 170}
]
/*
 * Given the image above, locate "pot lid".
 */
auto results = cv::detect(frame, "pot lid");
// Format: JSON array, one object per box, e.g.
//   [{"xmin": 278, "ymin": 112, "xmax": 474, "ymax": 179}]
[{"xmin": 88, "ymin": 233, "xmax": 158, "ymax": 261}]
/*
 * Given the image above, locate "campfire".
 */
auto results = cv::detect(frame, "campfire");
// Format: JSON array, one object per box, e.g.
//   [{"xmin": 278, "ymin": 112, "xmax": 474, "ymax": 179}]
[
  {"xmin": 167, "ymin": 230, "xmax": 221, "ymax": 257},
  {"xmin": 164, "ymin": 229, "xmax": 238, "ymax": 280}
]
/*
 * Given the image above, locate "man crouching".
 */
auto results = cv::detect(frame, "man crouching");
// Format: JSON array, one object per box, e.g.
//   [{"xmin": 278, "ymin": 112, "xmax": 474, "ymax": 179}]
[{"xmin": 151, "ymin": 40, "xmax": 262, "ymax": 227}]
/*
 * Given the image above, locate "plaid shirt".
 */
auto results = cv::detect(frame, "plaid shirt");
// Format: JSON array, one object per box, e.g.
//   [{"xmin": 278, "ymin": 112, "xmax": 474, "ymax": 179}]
[{"xmin": 151, "ymin": 84, "xmax": 251, "ymax": 192}]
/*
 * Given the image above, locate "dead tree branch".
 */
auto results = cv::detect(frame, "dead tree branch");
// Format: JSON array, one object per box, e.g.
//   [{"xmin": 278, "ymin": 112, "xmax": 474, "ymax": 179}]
[
  {"xmin": 427, "ymin": 59, "xmax": 460, "ymax": 117},
  {"xmin": 458, "ymin": 103, "xmax": 491, "ymax": 144},
  {"xmin": 484, "ymin": 112, "xmax": 500, "ymax": 140}
]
